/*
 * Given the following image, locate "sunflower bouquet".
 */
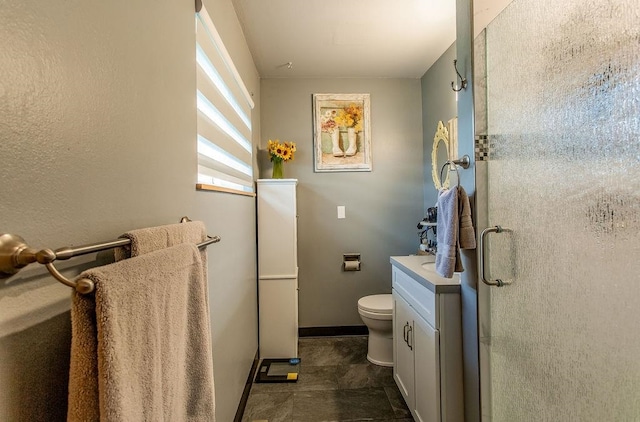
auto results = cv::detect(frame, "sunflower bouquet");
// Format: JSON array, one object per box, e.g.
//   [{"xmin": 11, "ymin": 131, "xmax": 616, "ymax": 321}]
[
  {"xmin": 334, "ymin": 103, "xmax": 364, "ymax": 132},
  {"xmin": 267, "ymin": 139, "xmax": 296, "ymax": 178}
]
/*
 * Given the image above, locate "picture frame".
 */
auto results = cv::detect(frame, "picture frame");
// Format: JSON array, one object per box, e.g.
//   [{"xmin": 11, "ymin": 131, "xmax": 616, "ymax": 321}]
[{"xmin": 313, "ymin": 93, "xmax": 372, "ymax": 172}]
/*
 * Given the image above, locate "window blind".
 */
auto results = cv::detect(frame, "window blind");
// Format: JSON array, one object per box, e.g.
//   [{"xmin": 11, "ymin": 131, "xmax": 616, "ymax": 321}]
[{"xmin": 195, "ymin": 5, "xmax": 255, "ymax": 194}]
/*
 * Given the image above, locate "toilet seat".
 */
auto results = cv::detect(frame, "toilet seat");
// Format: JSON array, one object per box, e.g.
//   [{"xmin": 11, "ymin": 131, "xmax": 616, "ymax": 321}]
[{"xmin": 358, "ymin": 294, "xmax": 392, "ymax": 314}]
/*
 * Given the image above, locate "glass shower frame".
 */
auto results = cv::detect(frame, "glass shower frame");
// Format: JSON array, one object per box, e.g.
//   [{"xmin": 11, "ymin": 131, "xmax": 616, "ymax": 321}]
[{"xmin": 475, "ymin": 0, "xmax": 640, "ymax": 420}]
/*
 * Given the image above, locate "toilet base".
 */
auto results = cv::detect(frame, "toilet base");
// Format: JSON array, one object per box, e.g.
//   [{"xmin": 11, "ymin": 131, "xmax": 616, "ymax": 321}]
[
  {"xmin": 366, "ymin": 331, "xmax": 393, "ymax": 367},
  {"xmin": 367, "ymin": 354, "xmax": 393, "ymax": 367}
]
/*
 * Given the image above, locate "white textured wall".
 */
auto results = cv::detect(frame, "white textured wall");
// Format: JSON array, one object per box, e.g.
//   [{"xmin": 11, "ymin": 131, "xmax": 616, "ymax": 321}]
[{"xmin": 0, "ymin": 0, "xmax": 259, "ymax": 420}]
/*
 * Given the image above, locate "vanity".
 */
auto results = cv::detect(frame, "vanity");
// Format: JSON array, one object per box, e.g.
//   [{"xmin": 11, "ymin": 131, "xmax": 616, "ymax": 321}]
[{"xmin": 390, "ymin": 255, "xmax": 464, "ymax": 422}]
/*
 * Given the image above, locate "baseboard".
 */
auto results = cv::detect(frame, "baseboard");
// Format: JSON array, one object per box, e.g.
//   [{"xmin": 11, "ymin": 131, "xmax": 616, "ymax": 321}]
[
  {"xmin": 299, "ymin": 325, "xmax": 368, "ymax": 337},
  {"xmin": 233, "ymin": 348, "xmax": 260, "ymax": 422}
]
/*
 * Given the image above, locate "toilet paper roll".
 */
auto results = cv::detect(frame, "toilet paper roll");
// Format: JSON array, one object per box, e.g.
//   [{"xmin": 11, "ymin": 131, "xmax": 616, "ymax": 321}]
[{"xmin": 344, "ymin": 261, "xmax": 360, "ymax": 271}]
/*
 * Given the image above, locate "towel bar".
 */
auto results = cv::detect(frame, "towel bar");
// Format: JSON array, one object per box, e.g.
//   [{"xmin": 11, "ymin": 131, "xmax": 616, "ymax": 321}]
[{"xmin": 0, "ymin": 217, "xmax": 220, "ymax": 294}]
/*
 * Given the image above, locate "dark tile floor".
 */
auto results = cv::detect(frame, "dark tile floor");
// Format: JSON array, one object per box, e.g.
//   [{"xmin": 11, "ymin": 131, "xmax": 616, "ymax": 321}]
[{"xmin": 241, "ymin": 336, "xmax": 414, "ymax": 422}]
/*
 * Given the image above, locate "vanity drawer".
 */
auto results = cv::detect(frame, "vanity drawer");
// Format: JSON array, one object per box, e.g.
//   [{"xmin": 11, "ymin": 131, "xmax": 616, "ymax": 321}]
[{"xmin": 392, "ymin": 266, "xmax": 436, "ymax": 328}]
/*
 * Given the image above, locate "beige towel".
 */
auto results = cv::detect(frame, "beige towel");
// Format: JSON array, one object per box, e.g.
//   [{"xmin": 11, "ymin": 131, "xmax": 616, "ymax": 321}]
[
  {"xmin": 458, "ymin": 186, "xmax": 476, "ymax": 250},
  {"xmin": 67, "ymin": 244, "xmax": 215, "ymax": 421},
  {"xmin": 114, "ymin": 221, "xmax": 207, "ymax": 262},
  {"xmin": 114, "ymin": 220, "xmax": 210, "ymax": 305},
  {"xmin": 455, "ymin": 186, "xmax": 476, "ymax": 272}
]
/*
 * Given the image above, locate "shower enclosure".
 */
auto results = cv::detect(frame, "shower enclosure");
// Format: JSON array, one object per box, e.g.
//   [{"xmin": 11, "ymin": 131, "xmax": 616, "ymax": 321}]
[{"xmin": 474, "ymin": 0, "xmax": 640, "ymax": 420}]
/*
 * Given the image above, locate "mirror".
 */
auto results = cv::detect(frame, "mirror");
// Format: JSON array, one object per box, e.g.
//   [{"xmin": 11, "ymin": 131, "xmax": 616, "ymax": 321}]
[{"xmin": 431, "ymin": 120, "xmax": 451, "ymax": 190}]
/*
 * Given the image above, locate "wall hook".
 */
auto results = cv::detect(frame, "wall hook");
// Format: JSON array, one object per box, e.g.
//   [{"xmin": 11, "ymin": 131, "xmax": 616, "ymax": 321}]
[{"xmin": 451, "ymin": 59, "xmax": 467, "ymax": 92}]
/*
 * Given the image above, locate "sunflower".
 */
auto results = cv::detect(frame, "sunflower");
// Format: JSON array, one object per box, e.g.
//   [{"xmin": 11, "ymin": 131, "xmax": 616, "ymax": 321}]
[
  {"xmin": 334, "ymin": 103, "xmax": 364, "ymax": 131},
  {"xmin": 267, "ymin": 139, "xmax": 296, "ymax": 162}
]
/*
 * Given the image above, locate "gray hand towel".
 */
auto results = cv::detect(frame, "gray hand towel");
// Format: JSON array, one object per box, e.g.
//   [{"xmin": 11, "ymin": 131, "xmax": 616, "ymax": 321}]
[
  {"xmin": 67, "ymin": 243, "xmax": 215, "ymax": 421},
  {"xmin": 436, "ymin": 187, "xmax": 459, "ymax": 278}
]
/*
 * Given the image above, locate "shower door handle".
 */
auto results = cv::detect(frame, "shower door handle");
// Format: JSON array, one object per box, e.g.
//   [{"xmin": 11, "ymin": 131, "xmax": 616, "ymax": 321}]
[{"xmin": 479, "ymin": 226, "xmax": 513, "ymax": 287}]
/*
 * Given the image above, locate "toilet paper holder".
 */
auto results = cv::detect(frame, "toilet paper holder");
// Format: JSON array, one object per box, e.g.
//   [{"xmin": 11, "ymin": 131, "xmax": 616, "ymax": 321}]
[{"xmin": 343, "ymin": 253, "xmax": 361, "ymax": 271}]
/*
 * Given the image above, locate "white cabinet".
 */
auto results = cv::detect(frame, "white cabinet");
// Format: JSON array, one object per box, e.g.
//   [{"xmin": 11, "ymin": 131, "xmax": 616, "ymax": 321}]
[
  {"xmin": 257, "ymin": 179, "xmax": 298, "ymax": 359},
  {"xmin": 393, "ymin": 294, "xmax": 415, "ymax": 407},
  {"xmin": 391, "ymin": 257, "xmax": 464, "ymax": 422},
  {"xmin": 413, "ymin": 307, "xmax": 440, "ymax": 422}
]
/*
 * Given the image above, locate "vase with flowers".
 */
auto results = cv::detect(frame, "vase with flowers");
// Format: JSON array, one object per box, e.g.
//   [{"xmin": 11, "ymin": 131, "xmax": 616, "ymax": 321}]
[
  {"xmin": 268, "ymin": 139, "xmax": 296, "ymax": 179},
  {"xmin": 334, "ymin": 103, "xmax": 363, "ymax": 157}
]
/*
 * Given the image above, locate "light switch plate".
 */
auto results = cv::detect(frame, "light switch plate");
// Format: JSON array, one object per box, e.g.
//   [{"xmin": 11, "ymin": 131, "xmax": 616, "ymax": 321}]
[{"xmin": 337, "ymin": 206, "xmax": 346, "ymax": 219}]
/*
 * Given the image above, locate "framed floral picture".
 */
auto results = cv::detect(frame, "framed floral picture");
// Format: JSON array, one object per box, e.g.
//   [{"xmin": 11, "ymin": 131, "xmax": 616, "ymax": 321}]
[{"xmin": 313, "ymin": 93, "xmax": 372, "ymax": 172}]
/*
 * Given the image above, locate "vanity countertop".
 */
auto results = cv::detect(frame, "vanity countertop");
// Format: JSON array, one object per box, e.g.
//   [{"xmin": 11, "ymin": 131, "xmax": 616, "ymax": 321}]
[{"xmin": 390, "ymin": 255, "xmax": 461, "ymax": 294}]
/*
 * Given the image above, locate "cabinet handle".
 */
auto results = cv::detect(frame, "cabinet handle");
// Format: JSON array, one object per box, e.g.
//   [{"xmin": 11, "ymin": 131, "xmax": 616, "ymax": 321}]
[
  {"xmin": 407, "ymin": 326, "xmax": 413, "ymax": 350},
  {"xmin": 403, "ymin": 322, "xmax": 409, "ymax": 343}
]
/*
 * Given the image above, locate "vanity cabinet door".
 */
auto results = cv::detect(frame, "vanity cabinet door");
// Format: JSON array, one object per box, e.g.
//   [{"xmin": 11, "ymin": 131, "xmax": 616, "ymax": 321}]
[
  {"xmin": 413, "ymin": 314, "xmax": 440, "ymax": 422},
  {"xmin": 393, "ymin": 290, "xmax": 415, "ymax": 410}
]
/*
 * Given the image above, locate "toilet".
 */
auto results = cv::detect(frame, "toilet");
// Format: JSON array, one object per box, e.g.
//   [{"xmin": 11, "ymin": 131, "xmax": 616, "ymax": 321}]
[{"xmin": 357, "ymin": 294, "xmax": 393, "ymax": 367}]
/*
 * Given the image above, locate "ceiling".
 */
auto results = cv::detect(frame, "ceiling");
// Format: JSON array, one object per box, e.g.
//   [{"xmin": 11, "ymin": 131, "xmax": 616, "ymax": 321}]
[{"xmin": 232, "ymin": 0, "xmax": 513, "ymax": 79}]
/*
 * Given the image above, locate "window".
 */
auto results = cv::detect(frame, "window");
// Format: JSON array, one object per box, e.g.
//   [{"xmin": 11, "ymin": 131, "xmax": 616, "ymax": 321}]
[{"xmin": 195, "ymin": 5, "xmax": 255, "ymax": 195}]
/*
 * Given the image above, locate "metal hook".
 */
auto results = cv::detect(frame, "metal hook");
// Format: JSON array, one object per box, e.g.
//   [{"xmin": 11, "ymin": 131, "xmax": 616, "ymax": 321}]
[{"xmin": 451, "ymin": 59, "xmax": 467, "ymax": 92}]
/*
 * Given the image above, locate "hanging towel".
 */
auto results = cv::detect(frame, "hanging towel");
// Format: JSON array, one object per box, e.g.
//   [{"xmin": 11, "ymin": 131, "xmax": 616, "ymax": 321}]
[
  {"xmin": 454, "ymin": 186, "xmax": 476, "ymax": 273},
  {"xmin": 458, "ymin": 186, "xmax": 476, "ymax": 250},
  {"xmin": 67, "ymin": 243, "xmax": 216, "ymax": 422},
  {"xmin": 113, "ymin": 219, "xmax": 210, "ymax": 306},
  {"xmin": 114, "ymin": 221, "xmax": 207, "ymax": 263},
  {"xmin": 436, "ymin": 187, "xmax": 459, "ymax": 278}
]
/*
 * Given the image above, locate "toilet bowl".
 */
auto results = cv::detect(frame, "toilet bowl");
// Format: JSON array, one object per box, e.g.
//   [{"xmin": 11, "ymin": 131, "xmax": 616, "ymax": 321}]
[{"xmin": 358, "ymin": 294, "xmax": 393, "ymax": 367}]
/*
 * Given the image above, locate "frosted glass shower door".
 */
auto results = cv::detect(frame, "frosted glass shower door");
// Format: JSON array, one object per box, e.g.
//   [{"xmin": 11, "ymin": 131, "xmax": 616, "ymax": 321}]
[{"xmin": 476, "ymin": 0, "xmax": 640, "ymax": 421}]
